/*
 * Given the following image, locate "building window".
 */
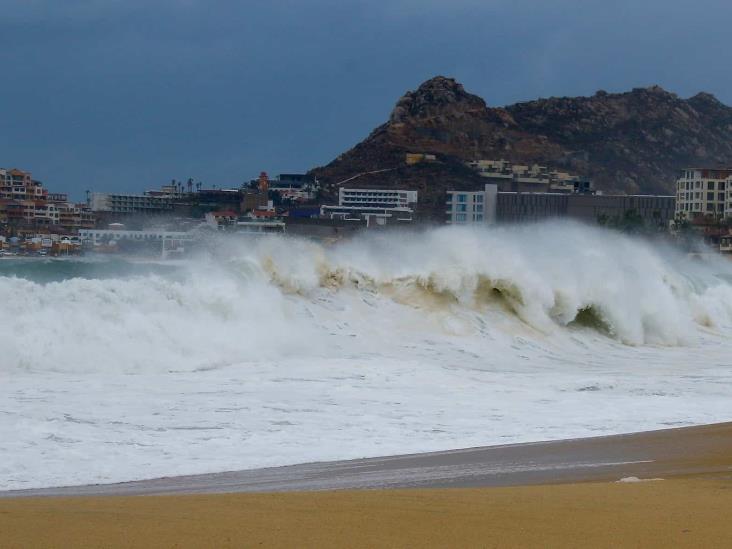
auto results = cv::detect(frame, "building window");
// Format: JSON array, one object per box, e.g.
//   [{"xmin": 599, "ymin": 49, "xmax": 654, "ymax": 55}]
[
  {"xmin": 708, "ymin": 181, "xmax": 715, "ymax": 190},
  {"xmin": 456, "ymin": 213, "xmax": 467, "ymax": 222},
  {"xmin": 475, "ymin": 214, "xmax": 483, "ymax": 221},
  {"xmin": 475, "ymin": 195, "xmax": 483, "ymax": 203},
  {"xmin": 457, "ymin": 194, "xmax": 467, "ymax": 203},
  {"xmin": 474, "ymin": 204, "xmax": 483, "ymax": 212},
  {"xmin": 457, "ymin": 204, "xmax": 467, "ymax": 212},
  {"xmin": 707, "ymin": 192, "xmax": 715, "ymax": 201}
]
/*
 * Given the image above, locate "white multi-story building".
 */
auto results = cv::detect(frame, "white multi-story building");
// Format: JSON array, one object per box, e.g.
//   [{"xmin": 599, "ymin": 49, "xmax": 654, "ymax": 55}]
[
  {"xmin": 338, "ymin": 188, "xmax": 417, "ymax": 209},
  {"xmin": 674, "ymin": 168, "xmax": 732, "ymax": 219},
  {"xmin": 321, "ymin": 188, "xmax": 418, "ymax": 227},
  {"xmin": 446, "ymin": 184, "xmax": 497, "ymax": 225}
]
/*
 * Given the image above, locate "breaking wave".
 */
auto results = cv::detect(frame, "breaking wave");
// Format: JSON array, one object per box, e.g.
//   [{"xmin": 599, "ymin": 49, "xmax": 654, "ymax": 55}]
[{"xmin": 2, "ymin": 221, "xmax": 732, "ymax": 373}]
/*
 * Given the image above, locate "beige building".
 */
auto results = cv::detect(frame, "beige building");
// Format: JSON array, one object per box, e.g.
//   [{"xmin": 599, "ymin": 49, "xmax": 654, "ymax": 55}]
[
  {"xmin": 405, "ymin": 153, "xmax": 437, "ymax": 165},
  {"xmin": 0, "ymin": 167, "xmax": 95, "ymax": 230},
  {"xmin": 0, "ymin": 168, "xmax": 46, "ymax": 201},
  {"xmin": 465, "ymin": 159, "xmax": 591, "ymax": 193},
  {"xmin": 675, "ymin": 168, "xmax": 732, "ymax": 220}
]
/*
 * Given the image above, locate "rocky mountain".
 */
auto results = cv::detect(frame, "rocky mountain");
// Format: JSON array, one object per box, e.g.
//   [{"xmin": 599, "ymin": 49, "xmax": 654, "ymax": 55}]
[{"xmin": 310, "ymin": 76, "xmax": 732, "ymax": 219}]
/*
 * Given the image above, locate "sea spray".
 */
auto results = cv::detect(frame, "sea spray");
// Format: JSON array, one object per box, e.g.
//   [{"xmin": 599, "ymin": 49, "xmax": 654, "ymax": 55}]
[
  {"xmin": 1, "ymin": 221, "xmax": 731, "ymax": 373},
  {"xmin": 2, "ymin": 221, "xmax": 732, "ymax": 490}
]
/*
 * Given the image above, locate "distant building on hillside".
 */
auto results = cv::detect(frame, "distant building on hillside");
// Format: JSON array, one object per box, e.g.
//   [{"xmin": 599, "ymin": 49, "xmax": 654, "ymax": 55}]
[
  {"xmin": 674, "ymin": 168, "xmax": 732, "ymax": 220},
  {"xmin": 465, "ymin": 159, "xmax": 592, "ymax": 194},
  {"xmin": 405, "ymin": 153, "xmax": 437, "ymax": 165},
  {"xmin": 0, "ymin": 167, "xmax": 94, "ymax": 232},
  {"xmin": 321, "ymin": 188, "xmax": 417, "ymax": 227}
]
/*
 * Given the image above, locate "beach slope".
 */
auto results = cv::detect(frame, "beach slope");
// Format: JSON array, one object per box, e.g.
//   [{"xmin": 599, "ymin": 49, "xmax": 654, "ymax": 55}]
[{"xmin": 2, "ymin": 423, "xmax": 731, "ymax": 547}]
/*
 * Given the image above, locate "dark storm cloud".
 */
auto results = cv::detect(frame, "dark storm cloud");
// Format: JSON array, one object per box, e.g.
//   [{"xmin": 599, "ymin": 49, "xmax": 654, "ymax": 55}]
[{"xmin": 1, "ymin": 0, "xmax": 730, "ymax": 197}]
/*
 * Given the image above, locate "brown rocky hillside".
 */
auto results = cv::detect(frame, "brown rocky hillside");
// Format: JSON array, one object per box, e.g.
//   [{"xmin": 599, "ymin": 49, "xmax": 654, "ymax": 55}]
[{"xmin": 310, "ymin": 76, "xmax": 732, "ymax": 219}]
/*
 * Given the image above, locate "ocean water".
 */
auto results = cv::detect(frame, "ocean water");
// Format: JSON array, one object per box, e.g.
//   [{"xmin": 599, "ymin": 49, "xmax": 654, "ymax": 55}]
[{"xmin": 1, "ymin": 222, "xmax": 731, "ymax": 490}]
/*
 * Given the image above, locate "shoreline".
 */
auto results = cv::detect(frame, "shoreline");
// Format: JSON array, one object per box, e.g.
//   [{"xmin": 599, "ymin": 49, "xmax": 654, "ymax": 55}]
[
  {"xmin": 2, "ymin": 421, "xmax": 731, "ymax": 548},
  {"xmin": 4, "ymin": 421, "xmax": 731, "ymax": 498}
]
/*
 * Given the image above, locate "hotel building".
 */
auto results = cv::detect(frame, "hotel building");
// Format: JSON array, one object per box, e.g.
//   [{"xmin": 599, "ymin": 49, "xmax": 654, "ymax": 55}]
[
  {"xmin": 321, "ymin": 188, "xmax": 417, "ymax": 227},
  {"xmin": 674, "ymin": 168, "xmax": 732, "ymax": 220},
  {"xmin": 446, "ymin": 185, "xmax": 497, "ymax": 224}
]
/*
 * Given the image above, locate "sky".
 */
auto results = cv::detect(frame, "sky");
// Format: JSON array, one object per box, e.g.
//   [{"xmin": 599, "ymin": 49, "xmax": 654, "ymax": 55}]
[{"xmin": 1, "ymin": 0, "xmax": 731, "ymax": 199}]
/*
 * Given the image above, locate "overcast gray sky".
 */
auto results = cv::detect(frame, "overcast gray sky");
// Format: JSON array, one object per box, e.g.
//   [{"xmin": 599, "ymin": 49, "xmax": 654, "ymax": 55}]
[{"xmin": 2, "ymin": 0, "xmax": 730, "ymax": 198}]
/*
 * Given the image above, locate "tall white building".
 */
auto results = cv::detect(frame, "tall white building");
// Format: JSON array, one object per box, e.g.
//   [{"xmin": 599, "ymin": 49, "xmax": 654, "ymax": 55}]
[
  {"xmin": 446, "ymin": 184, "xmax": 497, "ymax": 225},
  {"xmin": 674, "ymin": 168, "xmax": 732, "ymax": 219}
]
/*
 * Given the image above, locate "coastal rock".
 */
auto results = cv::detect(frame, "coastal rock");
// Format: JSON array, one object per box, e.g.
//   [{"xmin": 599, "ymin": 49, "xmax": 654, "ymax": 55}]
[{"xmin": 311, "ymin": 76, "xmax": 732, "ymax": 219}]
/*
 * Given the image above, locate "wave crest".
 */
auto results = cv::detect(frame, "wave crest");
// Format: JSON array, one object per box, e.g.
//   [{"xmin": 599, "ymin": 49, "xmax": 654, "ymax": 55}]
[{"xmin": 1, "ymin": 222, "xmax": 731, "ymax": 372}]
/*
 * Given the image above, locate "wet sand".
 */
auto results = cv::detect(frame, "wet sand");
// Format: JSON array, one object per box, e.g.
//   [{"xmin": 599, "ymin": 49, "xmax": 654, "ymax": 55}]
[
  {"xmin": 5, "ymin": 421, "xmax": 732, "ymax": 497},
  {"xmin": 2, "ymin": 422, "xmax": 731, "ymax": 548}
]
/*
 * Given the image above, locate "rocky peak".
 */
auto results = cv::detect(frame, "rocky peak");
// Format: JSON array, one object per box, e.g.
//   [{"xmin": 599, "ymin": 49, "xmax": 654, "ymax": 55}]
[
  {"xmin": 312, "ymin": 76, "xmax": 732, "ymax": 207},
  {"xmin": 687, "ymin": 91, "xmax": 726, "ymax": 113},
  {"xmin": 627, "ymin": 84, "xmax": 677, "ymax": 99},
  {"xmin": 689, "ymin": 91, "xmax": 720, "ymax": 103},
  {"xmin": 389, "ymin": 76, "xmax": 487, "ymax": 124},
  {"xmin": 638, "ymin": 84, "xmax": 669, "ymax": 94}
]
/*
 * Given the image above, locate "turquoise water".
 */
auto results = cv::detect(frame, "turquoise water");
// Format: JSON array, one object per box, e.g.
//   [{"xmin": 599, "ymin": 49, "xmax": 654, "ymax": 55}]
[{"xmin": 0, "ymin": 257, "xmax": 183, "ymax": 283}]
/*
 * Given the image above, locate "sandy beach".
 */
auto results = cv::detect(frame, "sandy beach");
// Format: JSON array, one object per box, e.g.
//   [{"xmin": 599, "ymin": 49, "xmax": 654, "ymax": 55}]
[{"xmin": 2, "ymin": 422, "xmax": 731, "ymax": 548}]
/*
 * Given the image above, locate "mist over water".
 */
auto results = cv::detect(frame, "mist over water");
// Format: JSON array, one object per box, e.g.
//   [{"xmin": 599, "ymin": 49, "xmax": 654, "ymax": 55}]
[{"xmin": 2, "ymin": 222, "xmax": 732, "ymax": 489}]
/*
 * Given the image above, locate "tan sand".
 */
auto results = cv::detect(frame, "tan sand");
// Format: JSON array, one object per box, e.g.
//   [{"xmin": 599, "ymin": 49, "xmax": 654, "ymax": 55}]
[
  {"xmin": 2, "ymin": 422, "xmax": 731, "ymax": 548},
  {"xmin": 2, "ymin": 478, "xmax": 732, "ymax": 548}
]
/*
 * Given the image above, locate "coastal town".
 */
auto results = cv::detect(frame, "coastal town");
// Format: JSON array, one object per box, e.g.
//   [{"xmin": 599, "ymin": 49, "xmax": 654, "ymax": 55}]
[
  {"xmin": 0, "ymin": 157, "xmax": 730, "ymax": 258},
  {"xmin": 5, "ymin": 1, "xmax": 732, "ymax": 546}
]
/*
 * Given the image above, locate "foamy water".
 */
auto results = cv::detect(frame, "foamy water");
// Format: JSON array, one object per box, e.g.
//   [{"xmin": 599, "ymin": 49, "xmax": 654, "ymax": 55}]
[{"xmin": 1, "ymin": 222, "xmax": 731, "ymax": 490}]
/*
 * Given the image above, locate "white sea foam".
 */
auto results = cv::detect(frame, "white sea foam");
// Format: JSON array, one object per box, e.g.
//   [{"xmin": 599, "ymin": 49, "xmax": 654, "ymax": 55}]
[
  {"xmin": 1, "ymin": 222, "xmax": 731, "ymax": 489},
  {"xmin": 616, "ymin": 476, "xmax": 664, "ymax": 483}
]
